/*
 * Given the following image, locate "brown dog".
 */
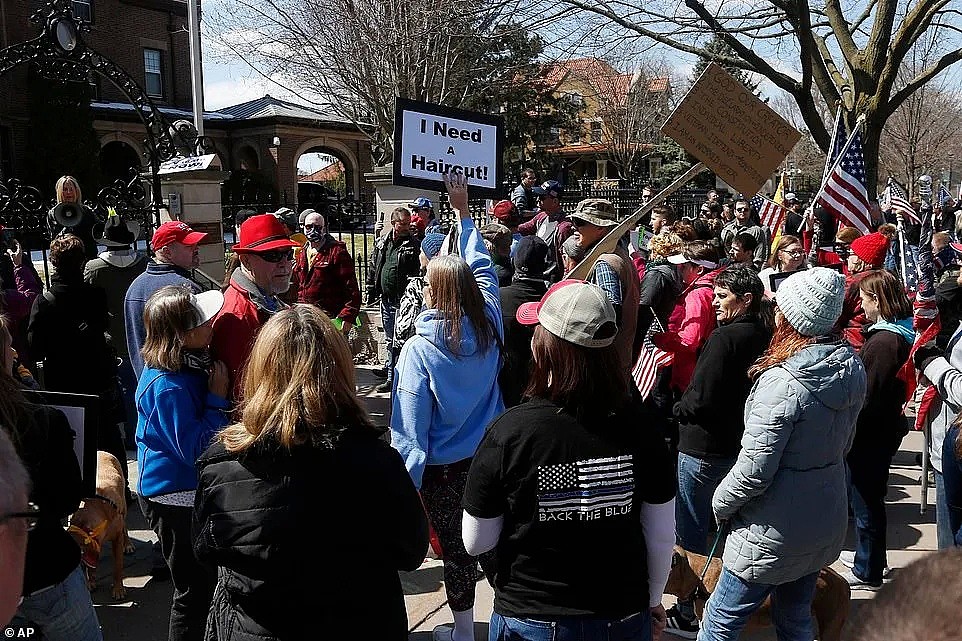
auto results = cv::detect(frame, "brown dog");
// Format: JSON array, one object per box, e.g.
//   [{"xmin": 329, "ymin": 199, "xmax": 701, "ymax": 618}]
[
  {"xmin": 665, "ymin": 547, "xmax": 850, "ymax": 641},
  {"xmin": 68, "ymin": 451, "xmax": 134, "ymax": 599}
]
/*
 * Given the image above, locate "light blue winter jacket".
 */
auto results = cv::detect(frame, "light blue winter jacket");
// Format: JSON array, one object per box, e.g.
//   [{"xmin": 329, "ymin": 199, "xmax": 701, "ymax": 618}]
[
  {"xmin": 390, "ymin": 218, "xmax": 505, "ymax": 488},
  {"xmin": 712, "ymin": 341, "xmax": 866, "ymax": 584}
]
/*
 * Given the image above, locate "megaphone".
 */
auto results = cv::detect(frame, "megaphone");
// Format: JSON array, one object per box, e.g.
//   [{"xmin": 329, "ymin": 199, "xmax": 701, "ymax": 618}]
[
  {"xmin": 919, "ymin": 175, "xmax": 933, "ymax": 202},
  {"xmin": 52, "ymin": 202, "xmax": 83, "ymax": 228}
]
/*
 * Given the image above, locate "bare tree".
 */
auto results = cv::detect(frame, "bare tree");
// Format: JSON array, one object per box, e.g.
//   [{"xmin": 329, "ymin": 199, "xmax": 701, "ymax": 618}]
[
  {"xmin": 879, "ymin": 32, "xmax": 962, "ymax": 194},
  {"xmin": 593, "ymin": 56, "xmax": 673, "ymax": 180},
  {"xmin": 205, "ymin": 0, "xmax": 534, "ymax": 164},
  {"xmin": 543, "ymin": 0, "xmax": 962, "ymax": 196}
]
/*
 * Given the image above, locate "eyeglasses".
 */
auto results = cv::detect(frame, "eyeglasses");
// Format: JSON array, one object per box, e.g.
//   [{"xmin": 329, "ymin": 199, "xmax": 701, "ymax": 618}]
[
  {"xmin": 303, "ymin": 223, "xmax": 324, "ymax": 230},
  {"xmin": 256, "ymin": 249, "xmax": 294, "ymax": 263},
  {"xmin": 780, "ymin": 249, "xmax": 805, "ymax": 257},
  {"xmin": 0, "ymin": 502, "xmax": 40, "ymax": 531},
  {"xmin": 735, "ymin": 207, "xmax": 749, "ymax": 212}
]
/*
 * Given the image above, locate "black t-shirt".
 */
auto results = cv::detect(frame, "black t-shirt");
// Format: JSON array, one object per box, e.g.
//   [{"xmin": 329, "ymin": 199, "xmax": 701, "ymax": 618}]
[{"xmin": 463, "ymin": 396, "xmax": 675, "ymax": 619}]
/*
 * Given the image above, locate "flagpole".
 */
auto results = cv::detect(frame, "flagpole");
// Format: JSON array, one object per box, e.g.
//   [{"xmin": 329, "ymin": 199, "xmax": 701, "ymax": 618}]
[
  {"xmin": 796, "ymin": 118, "xmax": 866, "ymax": 234},
  {"xmin": 822, "ymin": 105, "xmax": 844, "ymax": 183}
]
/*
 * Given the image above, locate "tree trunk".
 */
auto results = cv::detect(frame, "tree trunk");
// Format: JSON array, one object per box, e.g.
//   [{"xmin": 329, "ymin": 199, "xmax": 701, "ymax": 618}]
[{"xmin": 862, "ymin": 114, "xmax": 882, "ymax": 201}]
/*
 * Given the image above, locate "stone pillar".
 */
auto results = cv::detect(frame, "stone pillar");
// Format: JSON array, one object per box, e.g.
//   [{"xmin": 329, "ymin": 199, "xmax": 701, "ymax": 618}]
[
  {"xmin": 364, "ymin": 164, "xmax": 440, "ymax": 227},
  {"xmin": 158, "ymin": 169, "xmax": 229, "ymax": 284}
]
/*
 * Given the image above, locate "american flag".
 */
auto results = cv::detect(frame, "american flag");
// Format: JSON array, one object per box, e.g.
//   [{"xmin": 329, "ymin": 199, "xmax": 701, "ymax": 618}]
[
  {"xmin": 816, "ymin": 130, "xmax": 872, "ymax": 234},
  {"xmin": 750, "ymin": 194, "xmax": 787, "ymax": 235},
  {"xmin": 632, "ymin": 316, "xmax": 673, "ymax": 400},
  {"xmin": 939, "ymin": 185, "xmax": 953, "ymax": 208},
  {"xmin": 882, "ymin": 178, "xmax": 920, "ymax": 225},
  {"xmin": 538, "ymin": 455, "xmax": 634, "ymax": 516},
  {"xmin": 892, "ymin": 232, "xmax": 920, "ymax": 292}
]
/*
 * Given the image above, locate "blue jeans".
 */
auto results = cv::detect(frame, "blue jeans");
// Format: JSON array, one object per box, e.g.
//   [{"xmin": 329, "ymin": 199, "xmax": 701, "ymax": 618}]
[
  {"xmin": 935, "ymin": 470, "xmax": 955, "ymax": 549},
  {"xmin": 698, "ymin": 568, "xmax": 818, "ymax": 641},
  {"xmin": 490, "ymin": 610, "xmax": 651, "ymax": 641},
  {"xmin": 847, "ymin": 452, "xmax": 892, "ymax": 582},
  {"xmin": 7, "ymin": 565, "xmax": 102, "ymax": 641},
  {"xmin": 381, "ymin": 299, "xmax": 398, "ymax": 380},
  {"xmin": 676, "ymin": 453, "xmax": 736, "ymax": 555}
]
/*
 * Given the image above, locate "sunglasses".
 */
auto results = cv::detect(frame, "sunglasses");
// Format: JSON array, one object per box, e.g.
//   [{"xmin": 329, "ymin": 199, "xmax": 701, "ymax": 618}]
[
  {"xmin": 0, "ymin": 502, "xmax": 40, "ymax": 531},
  {"xmin": 256, "ymin": 249, "xmax": 294, "ymax": 263},
  {"xmin": 571, "ymin": 218, "xmax": 592, "ymax": 228},
  {"xmin": 735, "ymin": 207, "xmax": 749, "ymax": 212},
  {"xmin": 303, "ymin": 223, "xmax": 324, "ymax": 230}
]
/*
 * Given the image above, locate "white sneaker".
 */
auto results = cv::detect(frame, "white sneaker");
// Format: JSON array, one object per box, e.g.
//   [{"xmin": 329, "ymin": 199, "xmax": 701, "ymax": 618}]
[
  {"xmin": 838, "ymin": 550, "xmax": 891, "ymax": 577},
  {"xmin": 840, "ymin": 568, "xmax": 882, "ymax": 590}
]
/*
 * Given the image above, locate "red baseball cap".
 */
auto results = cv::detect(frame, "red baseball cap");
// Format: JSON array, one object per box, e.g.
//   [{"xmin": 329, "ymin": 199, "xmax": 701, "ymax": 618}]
[
  {"xmin": 490, "ymin": 200, "xmax": 521, "ymax": 225},
  {"xmin": 152, "ymin": 221, "xmax": 207, "ymax": 250},
  {"xmin": 233, "ymin": 214, "xmax": 300, "ymax": 253}
]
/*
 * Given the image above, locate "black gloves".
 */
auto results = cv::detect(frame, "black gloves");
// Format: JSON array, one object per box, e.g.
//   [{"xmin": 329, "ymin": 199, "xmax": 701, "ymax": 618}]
[{"xmin": 914, "ymin": 342, "xmax": 944, "ymax": 372}]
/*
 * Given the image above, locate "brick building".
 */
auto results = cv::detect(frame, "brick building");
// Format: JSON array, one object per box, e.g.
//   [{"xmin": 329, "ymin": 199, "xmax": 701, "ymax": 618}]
[{"xmin": 0, "ymin": 0, "xmax": 372, "ymax": 203}]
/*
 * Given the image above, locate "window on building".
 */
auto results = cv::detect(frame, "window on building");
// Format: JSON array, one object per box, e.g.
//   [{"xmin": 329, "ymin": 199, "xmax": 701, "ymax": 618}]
[
  {"xmin": 564, "ymin": 92, "xmax": 584, "ymax": 107},
  {"xmin": 72, "ymin": 0, "xmax": 93, "ymax": 22},
  {"xmin": 143, "ymin": 49, "xmax": 164, "ymax": 99},
  {"xmin": 590, "ymin": 121, "xmax": 602, "ymax": 143},
  {"xmin": 569, "ymin": 122, "xmax": 581, "ymax": 144}
]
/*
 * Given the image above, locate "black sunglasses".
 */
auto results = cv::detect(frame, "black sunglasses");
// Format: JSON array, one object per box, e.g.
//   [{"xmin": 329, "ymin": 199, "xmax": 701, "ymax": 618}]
[
  {"xmin": 1, "ymin": 502, "xmax": 40, "ymax": 531},
  {"xmin": 256, "ymin": 249, "xmax": 294, "ymax": 263}
]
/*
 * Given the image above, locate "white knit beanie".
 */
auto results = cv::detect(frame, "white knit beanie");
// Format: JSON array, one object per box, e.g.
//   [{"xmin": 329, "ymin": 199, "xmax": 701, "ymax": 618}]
[{"xmin": 775, "ymin": 267, "xmax": 846, "ymax": 337}]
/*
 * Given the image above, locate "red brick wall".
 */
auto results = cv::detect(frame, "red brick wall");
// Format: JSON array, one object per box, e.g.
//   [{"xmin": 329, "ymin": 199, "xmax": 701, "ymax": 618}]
[{"xmin": 0, "ymin": 0, "xmax": 192, "ymax": 180}]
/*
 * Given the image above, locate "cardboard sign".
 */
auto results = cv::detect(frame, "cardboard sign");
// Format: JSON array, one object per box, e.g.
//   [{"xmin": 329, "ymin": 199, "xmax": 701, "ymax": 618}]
[
  {"xmin": 661, "ymin": 63, "xmax": 801, "ymax": 197},
  {"xmin": 394, "ymin": 98, "xmax": 504, "ymax": 198},
  {"xmin": 159, "ymin": 154, "xmax": 217, "ymax": 175}
]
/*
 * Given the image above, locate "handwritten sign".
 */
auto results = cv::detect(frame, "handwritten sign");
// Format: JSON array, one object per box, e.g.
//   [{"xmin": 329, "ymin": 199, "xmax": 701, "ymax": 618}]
[
  {"xmin": 158, "ymin": 154, "xmax": 218, "ymax": 175},
  {"xmin": 661, "ymin": 63, "xmax": 801, "ymax": 197},
  {"xmin": 394, "ymin": 98, "xmax": 504, "ymax": 198}
]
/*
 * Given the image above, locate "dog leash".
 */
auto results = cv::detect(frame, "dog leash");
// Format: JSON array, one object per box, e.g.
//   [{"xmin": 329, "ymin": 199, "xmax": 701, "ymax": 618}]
[{"xmin": 699, "ymin": 522, "xmax": 728, "ymax": 584}]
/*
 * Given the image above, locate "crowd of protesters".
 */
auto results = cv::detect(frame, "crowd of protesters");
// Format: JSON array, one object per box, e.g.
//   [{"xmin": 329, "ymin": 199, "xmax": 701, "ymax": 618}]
[{"xmin": 2, "ymin": 167, "xmax": 962, "ymax": 641}]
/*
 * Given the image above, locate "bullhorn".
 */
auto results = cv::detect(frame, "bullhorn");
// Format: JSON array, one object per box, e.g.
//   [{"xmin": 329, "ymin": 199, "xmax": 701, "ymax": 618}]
[{"xmin": 53, "ymin": 202, "xmax": 83, "ymax": 228}]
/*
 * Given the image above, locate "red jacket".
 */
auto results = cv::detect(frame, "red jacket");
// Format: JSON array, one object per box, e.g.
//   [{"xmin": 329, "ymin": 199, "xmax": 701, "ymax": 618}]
[
  {"xmin": 289, "ymin": 238, "xmax": 361, "ymax": 324},
  {"xmin": 653, "ymin": 269, "xmax": 720, "ymax": 392},
  {"xmin": 211, "ymin": 271, "xmax": 287, "ymax": 400},
  {"xmin": 835, "ymin": 270, "xmax": 872, "ymax": 351}
]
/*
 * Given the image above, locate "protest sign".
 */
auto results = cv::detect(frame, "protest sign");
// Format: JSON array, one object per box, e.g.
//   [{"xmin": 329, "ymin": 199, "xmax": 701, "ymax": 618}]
[
  {"xmin": 394, "ymin": 98, "xmax": 504, "ymax": 198},
  {"xmin": 158, "ymin": 153, "xmax": 218, "ymax": 175},
  {"xmin": 661, "ymin": 63, "xmax": 801, "ymax": 197}
]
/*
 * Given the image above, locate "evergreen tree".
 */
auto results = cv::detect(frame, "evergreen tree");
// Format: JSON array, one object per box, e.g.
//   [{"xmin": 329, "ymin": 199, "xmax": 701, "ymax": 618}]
[{"xmin": 690, "ymin": 35, "xmax": 760, "ymax": 96}]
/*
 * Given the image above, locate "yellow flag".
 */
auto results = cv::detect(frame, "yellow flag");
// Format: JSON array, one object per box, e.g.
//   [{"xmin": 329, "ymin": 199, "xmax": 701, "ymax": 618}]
[{"xmin": 770, "ymin": 174, "xmax": 786, "ymax": 253}]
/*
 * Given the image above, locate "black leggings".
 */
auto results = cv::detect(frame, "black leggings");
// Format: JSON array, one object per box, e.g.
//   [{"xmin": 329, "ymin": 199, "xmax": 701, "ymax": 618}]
[{"xmin": 421, "ymin": 459, "xmax": 495, "ymax": 612}]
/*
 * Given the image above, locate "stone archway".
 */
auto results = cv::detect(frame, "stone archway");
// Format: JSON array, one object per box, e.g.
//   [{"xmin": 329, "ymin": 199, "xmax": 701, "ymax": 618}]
[
  {"xmin": 293, "ymin": 137, "xmax": 359, "ymax": 198},
  {"xmin": 100, "ymin": 139, "xmax": 142, "ymax": 185}
]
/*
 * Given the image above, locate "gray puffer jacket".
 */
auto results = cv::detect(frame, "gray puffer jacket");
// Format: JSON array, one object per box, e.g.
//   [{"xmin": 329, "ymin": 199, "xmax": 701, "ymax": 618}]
[{"xmin": 712, "ymin": 341, "xmax": 866, "ymax": 585}]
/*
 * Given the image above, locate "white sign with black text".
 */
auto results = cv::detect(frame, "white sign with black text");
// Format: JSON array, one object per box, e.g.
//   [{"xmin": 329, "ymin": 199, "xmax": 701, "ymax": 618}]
[{"xmin": 394, "ymin": 99, "xmax": 504, "ymax": 198}]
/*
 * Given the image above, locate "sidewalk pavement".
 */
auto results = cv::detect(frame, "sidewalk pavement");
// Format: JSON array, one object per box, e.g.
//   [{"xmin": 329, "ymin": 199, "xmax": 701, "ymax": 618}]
[{"xmin": 93, "ymin": 356, "xmax": 938, "ymax": 640}]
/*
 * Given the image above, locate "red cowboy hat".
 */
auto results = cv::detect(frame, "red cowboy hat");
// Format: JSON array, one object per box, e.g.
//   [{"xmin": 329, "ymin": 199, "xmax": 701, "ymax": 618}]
[{"xmin": 233, "ymin": 214, "xmax": 300, "ymax": 253}]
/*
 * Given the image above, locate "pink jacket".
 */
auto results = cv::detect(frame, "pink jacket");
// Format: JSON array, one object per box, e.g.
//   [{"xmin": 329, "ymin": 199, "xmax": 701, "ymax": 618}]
[{"xmin": 652, "ymin": 269, "xmax": 720, "ymax": 392}]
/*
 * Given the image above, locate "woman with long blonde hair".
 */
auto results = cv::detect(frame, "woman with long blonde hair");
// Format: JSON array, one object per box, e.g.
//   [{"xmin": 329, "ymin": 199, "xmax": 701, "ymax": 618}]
[
  {"xmin": 391, "ymin": 173, "xmax": 504, "ymax": 641},
  {"xmin": 48, "ymin": 175, "xmax": 98, "ymax": 257},
  {"xmin": 194, "ymin": 305, "xmax": 428, "ymax": 640},
  {"xmin": 699, "ymin": 268, "xmax": 866, "ymax": 640}
]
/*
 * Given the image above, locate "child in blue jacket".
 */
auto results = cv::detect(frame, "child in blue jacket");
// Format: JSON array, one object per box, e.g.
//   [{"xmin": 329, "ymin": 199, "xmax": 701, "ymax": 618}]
[{"xmin": 135, "ymin": 284, "xmax": 228, "ymax": 641}]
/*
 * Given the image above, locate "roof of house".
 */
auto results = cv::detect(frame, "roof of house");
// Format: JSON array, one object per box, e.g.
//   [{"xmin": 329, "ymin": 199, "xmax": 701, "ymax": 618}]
[
  {"xmin": 216, "ymin": 95, "xmax": 352, "ymax": 124},
  {"xmin": 299, "ymin": 162, "xmax": 345, "ymax": 182},
  {"xmin": 542, "ymin": 58, "xmax": 669, "ymax": 101}
]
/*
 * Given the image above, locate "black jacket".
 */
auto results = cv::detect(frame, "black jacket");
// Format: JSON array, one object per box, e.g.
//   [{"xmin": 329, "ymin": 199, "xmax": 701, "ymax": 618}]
[
  {"xmin": 851, "ymin": 325, "xmax": 912, "ymax": 458},
  {"xmin": 367, "ymin": 232, "xmax": 421, "ymax": 302},
  {"xmin": 27, "ymin": 273, "xmax": 115, "ymax": 394},
  {"xmin": 675, "ymin": 314, "xmax": 772, "ymax": 459},
  {"xmin": 499, "ymin": 277, "xmax": 548, "ymax": 408},
  {"xmin": 637, "ymin": 262, "xmax": 682, "ymax": 337},
  {"xmin": 11, "ymin": 402, "xmax": 83, "ymax": 594},
  {"xmin": 194, "ymin": 428, "xmax": 428, "ymax": 641}
]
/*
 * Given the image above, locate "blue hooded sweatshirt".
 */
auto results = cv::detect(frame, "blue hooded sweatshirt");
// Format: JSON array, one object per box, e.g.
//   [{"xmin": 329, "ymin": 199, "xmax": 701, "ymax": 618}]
[
  {"xmin": 391, "ymin": 217, "xmax": 505, "ymax": 488},
  {"xmin": 136, "ymin": 365, "xmax": 230, "ymax": 498}
]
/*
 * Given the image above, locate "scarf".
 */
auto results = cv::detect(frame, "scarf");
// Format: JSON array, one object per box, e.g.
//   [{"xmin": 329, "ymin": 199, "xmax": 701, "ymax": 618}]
[{"xmin": 182, "ymin": 349, "xmax": 213, "ymax": 374}]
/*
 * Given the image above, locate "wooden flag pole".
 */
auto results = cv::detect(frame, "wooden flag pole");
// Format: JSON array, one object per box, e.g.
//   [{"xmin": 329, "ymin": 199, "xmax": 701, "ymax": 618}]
[{"xmin": 567, "ymin": 162, "xmax": 708, "ymax": 281}]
